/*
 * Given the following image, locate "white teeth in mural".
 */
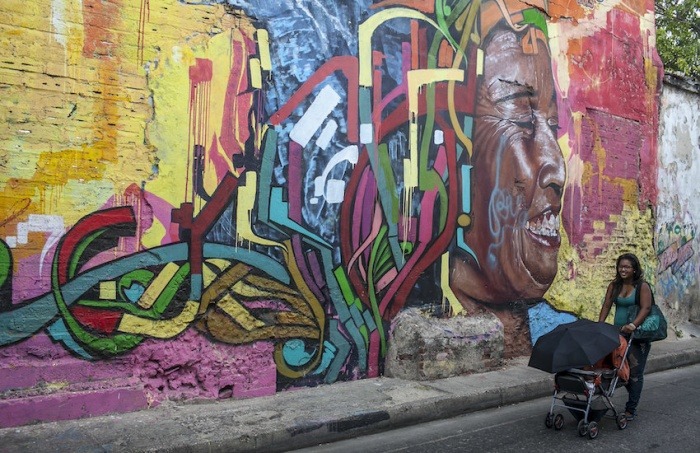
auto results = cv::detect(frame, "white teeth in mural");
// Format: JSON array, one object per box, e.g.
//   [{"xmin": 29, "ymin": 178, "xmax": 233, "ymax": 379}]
[{"xmin": 526, "ymin": 212, "xmax": 560, "ymax": 237}]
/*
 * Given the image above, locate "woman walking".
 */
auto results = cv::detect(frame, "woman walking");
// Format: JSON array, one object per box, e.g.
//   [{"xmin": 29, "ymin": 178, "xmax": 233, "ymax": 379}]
[{"xmin": 599, "ymin": 253, "xmax": 652, "ymax": 421}]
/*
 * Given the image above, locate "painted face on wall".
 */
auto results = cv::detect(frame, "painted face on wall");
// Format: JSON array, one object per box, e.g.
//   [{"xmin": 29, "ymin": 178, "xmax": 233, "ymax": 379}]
[{"xmin": 453, "ymin": 25, "xmax": 565, "ymax": 307}]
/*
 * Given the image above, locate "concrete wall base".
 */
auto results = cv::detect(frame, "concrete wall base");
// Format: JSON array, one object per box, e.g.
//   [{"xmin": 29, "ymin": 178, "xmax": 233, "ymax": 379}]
[{"xmin": 385, "ymin": 308, "xmax": 504, "ymax": 380}]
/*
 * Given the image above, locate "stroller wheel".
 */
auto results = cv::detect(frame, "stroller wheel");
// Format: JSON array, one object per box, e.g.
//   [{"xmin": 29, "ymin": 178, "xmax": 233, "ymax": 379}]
[
  {"xmin": 545, "ymin": 413, "xmax": 554, "ymax": 428},
  {"xmin": 554, "ymin": 413, "xmax": 565, "ymax": 430},
  {"xmin": 588, "ymin": 421, "xmax": 599, "ymax": 439},
  {"xmin": 616, "ymin": 413, "xmax": 628, "ymax": 430},
  {"xmin": 577, "ymin": 419, "xmax": 588, "ymax": 437}
]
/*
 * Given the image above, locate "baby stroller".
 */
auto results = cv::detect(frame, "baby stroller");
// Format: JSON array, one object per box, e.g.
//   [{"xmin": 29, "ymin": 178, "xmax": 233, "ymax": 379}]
[{"xmin": 543, "ymin": 333, "xmax": 633, "ymax": 439}]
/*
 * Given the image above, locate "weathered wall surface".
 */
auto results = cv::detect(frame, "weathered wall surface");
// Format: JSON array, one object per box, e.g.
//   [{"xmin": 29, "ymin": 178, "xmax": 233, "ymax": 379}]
[
  {"xmin": 656, "ymin": 75, "xmax": 700, "ymax": 332},
  {"xmin": 0, "ymin": 0, "xmax": 665, "ymax": 426}
]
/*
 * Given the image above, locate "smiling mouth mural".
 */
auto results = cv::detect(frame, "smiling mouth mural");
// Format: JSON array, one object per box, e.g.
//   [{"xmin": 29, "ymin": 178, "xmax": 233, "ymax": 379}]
[{"xmin": 526, "ymin": 211, "xmax": 561, "ymax": 243}]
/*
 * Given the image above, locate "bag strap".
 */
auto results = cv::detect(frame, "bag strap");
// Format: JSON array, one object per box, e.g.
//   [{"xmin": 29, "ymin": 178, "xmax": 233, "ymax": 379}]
[{"xmin": 634, "ymin": 281, "xmax": 656, "ymax": 306}]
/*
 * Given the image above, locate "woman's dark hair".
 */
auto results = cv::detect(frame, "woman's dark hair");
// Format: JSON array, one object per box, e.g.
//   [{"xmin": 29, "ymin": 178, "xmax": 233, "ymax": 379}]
[{"xmin": 611, "ymin": 252, "xmax": 644, "ymax": 301}]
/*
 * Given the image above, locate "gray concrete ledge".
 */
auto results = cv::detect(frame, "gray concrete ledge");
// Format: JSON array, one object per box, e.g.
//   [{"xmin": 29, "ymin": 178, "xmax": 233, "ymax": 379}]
[{"xmin": 1, "ymin": 337, "xmax": 699, "ymax": 453}]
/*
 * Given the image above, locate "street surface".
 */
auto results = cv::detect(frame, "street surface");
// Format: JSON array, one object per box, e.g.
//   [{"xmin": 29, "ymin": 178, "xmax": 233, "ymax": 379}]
[{"xmin": 293, "ymin": 363, "xmax": 700, "ymax": 453}]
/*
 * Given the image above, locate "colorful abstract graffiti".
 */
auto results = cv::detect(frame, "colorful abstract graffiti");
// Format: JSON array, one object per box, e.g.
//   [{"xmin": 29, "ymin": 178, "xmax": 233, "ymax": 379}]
[
  {"xmin": 656, "ymin": 220, "xmax": 696, "ymax": 303},
  {"xmin": 657, "ymin": 222, "xmax": 695, "ymax": 275},
  {"xmin": 0, "ymin": 0, "xmax": 661, "ymax": 412}
]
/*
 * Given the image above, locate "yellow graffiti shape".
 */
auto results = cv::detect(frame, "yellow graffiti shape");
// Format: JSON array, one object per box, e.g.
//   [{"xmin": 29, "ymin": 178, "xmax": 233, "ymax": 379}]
[
  {"xmin": 136, "ymin": 262, "xmax": 181, "ymax": 309},
  {"xmin": 200, "ymin": 262, "xmax": 252, "ymax": 314},
  {"xmin": 359, "ymin": 8, "xmax": 445, "ymax": 87},
  {"xmin": 236, "ymin": 172, "xmax": 286, "ymax": 250},
  {"xmin": 255, "ymin": 29, "xmax": 272, "ymax": 71},
  {"xmin": 233, "ymin": 276, "xmax": 313, "ymax": 318},
  {"xmin": 249, "ymin": 57, "xmax": 262, "ymax": 89},
  {"xmin": 405, "ymin": 68, "xmax": 465, "ymax": 190},
  {"xmin": 118, "ymin": 300, "xmax": 199, "ymax": 338},
  {"xmin": 440, "ymin": 252, "xmax": 464, "ymax": 316},
  {"xmin": 216, "ymin": 292, "xmax": 266, "ymax": 330},
  {"xmin": 99, "ymin": 281, "xmax": 117, "ymax": 300}
]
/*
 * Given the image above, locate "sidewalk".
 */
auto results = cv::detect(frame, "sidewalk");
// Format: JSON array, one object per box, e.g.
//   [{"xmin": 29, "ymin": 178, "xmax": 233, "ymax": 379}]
[{"xmin": 1, "ymin": 336, "xmax": 699, "ymax": 453}]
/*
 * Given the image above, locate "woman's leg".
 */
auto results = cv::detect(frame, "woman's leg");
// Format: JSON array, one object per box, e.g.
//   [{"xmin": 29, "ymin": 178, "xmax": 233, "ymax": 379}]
[{"xmin": 625, "ymin": 340, "xmax": 651, "ymax": 417}]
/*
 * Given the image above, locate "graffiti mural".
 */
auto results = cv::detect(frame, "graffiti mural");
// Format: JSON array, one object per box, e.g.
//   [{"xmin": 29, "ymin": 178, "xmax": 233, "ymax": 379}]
[
  {"xmin": 657, "ymin": 222, "xmax": 695, "ymax": 275},
  {"xmin": 0, "ymin": 0, "xmax": 662, "ymax": 425},
  {"xmin": 655, "ymin": 220, "xmax": 696, "ymax": 304}
]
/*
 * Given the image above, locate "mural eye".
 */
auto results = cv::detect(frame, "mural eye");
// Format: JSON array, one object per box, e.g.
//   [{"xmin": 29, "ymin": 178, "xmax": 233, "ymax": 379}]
[{"xmin": 512, "ymin": 119, "xmax": 535, "ymax": 136}]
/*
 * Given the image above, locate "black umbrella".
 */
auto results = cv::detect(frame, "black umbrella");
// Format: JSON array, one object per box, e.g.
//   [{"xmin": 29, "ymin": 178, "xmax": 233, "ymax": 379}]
[{"xmin": 528, "ymin": 319, "xmax": 621, "ymax": 373}]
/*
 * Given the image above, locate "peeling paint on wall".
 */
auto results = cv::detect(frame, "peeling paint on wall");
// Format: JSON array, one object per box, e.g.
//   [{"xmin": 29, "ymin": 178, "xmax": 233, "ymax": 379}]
[{"xmin": 656, "ymin": 78, "xmax": 700, "ymax": 325}]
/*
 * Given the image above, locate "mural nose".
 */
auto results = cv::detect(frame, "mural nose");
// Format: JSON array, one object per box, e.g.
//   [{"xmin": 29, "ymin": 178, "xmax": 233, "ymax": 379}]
[{"xmin": 537, "ymin": 127, "xmax": 565, "ymax": 197}]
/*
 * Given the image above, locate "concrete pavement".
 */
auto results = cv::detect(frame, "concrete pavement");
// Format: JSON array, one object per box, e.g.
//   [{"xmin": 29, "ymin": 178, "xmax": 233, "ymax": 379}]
[{"xmin": 1, "ymin": 336, "xmax": 699, "ymax": 453}]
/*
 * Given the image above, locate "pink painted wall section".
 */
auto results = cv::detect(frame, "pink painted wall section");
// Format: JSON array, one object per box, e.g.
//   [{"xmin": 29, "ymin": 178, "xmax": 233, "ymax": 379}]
[
  {"xmin": 564, "ymin": 110, "xmax": 643, "ymax": 250},
  {"xmin": 562, "ymin": 7, "xmax": 660, "ymax": 214},
  {"xmin": 0, "ymin": 331, "xmax": 276, "ymax": 427},
  {"xmin": 0, "ymin": 387, "xmax": 147, "ymax": 428}
]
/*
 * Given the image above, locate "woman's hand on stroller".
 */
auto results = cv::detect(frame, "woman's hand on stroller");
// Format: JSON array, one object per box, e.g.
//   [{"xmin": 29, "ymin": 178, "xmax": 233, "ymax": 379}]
[{"xmin": 620, "ymin": 322, "xmax": 636, "ymax": 335}]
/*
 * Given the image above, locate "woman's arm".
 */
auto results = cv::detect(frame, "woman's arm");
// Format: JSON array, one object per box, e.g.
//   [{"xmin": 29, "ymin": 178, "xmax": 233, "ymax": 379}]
[
  {"xmin": 598, "ymin": 282, "xmax": 614, "ymax": 322},
  {"xmin": 629, "ymin": 281, "xmax": 652, "ymax": 329}
]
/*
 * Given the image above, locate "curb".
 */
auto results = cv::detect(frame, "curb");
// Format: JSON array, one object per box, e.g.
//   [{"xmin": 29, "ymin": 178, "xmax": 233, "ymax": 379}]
[
  {"xmin": 1, "ymin": 340, "xmax": 699, "ymax": 453},
  {"xmin": 246, "ymin": 340, "xmax": 700, "ymax": 452}
]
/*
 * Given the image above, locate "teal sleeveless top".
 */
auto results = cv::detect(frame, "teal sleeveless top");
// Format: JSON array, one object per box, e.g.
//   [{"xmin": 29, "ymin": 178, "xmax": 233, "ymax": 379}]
[{"xmin": 614, "ymin": 288, "xmax": 636, "ymax": 327}]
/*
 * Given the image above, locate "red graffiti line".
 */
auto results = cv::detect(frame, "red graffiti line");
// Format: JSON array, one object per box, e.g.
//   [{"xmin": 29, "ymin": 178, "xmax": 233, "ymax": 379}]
[
  {"xmin": 70, "ymin": 305, "xmax": 121, "ymax": 334},
  {"xmin": 188, "ymin": 58, "xmax": 214, "ymax": 202},
  {"xmin": 171, "ymin": 172, "xmax": 239, "ymax": 278},
  {"xmin": 269, "ymin": 56, "xmax": 359, "ymax": 143},
  {"xmin": 57, "ymin": 207, "xmax": 137, "ymax": 286}
]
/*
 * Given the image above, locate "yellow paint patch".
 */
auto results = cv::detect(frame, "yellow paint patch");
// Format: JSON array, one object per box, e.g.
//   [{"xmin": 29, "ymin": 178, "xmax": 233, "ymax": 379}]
[
  {"xmin": 140, "ymin": 218, "xmax": 167, "ymax": 249},
  {"xmin": 441, "ymin": 252, "xmax": 463, "ymax": 316},
  {"xmin": 256, "ymin": 29, "xmax": 272, "ymax": 71},
  {"xmin": 405, "ymin": 68, "xmax": 464, "ymax": 190},
  {"xmin": 0, "ymin": 1, "xmax": 223, "ymax": 234},
  {"xmin": 547, "ymin": 207, "xmax": 656, "ymax": 320},
  {"xmin": 146, "ymin": 24, "xmax": 256, "ymax": 211},
  {"xmin": 476, "ymin": 48, "xmax": 484, "ymax": 76},
  {"xmin": 249, "ymin": 58, "xmax": 262, "ymax": 89},
  {"xmin": 99, "ymin": 281, "xmax": 117, "ymax": 300},
  {"xmin": 202, "ymin": 259, "xmax": 232, "ymax": 287}
]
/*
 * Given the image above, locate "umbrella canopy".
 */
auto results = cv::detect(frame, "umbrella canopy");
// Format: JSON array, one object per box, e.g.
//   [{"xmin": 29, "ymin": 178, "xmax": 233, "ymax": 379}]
[{"xmin": 528, "ymin": 319, "xmax": 621, "ymax": 373}]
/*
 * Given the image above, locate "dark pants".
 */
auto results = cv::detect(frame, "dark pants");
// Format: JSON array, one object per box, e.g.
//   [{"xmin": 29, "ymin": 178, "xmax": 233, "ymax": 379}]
[{"xmin": 625, "ymin": 340, "xmax": 651, "ymax": 415}]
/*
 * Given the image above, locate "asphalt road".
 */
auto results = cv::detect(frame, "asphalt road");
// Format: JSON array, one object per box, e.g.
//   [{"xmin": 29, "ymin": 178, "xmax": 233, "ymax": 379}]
[{"xmin": 294, "ymin": 363, "xmax": 700, "ymax": 453}]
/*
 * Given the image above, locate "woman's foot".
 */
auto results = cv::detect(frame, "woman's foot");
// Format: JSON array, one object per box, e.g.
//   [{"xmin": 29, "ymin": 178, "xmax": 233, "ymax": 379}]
[{"xmin": 625, "ymin": 411, "xmax": 635, "ymax": 421}]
